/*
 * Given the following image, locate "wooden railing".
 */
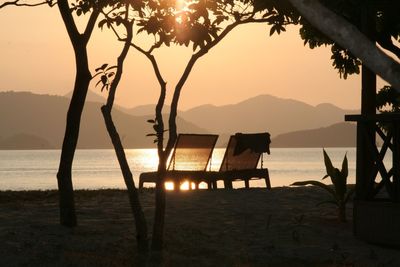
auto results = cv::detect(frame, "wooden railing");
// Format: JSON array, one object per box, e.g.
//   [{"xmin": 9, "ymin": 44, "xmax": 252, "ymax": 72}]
[{"xmin": 345, "ymin": 113, "xmax": 400, "ymax": 202}]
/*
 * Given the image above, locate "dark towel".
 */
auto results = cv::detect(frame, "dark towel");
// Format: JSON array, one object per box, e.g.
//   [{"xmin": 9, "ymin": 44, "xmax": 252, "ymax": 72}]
[{"xmin": 233, "ymin": 132, "xmax": 271, "ymax": 155}]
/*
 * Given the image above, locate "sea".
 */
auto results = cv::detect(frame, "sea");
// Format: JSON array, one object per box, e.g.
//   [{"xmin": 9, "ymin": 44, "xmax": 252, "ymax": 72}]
[{"xmin": 0, "ymin": 148, "xmax": 359, "ymax": 191}]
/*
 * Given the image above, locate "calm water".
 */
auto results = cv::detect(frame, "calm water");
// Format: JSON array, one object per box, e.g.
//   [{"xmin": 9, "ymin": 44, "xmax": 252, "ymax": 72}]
[{"xmin": 0, "ymin": 148, "xmax": 357, "ymax": 190}]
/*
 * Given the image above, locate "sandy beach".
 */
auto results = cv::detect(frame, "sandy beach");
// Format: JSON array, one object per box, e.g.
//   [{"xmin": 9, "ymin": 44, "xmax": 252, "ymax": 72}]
[{"xmin": 1, "ymin": 187, "xmax": 399, "ymax": 267}]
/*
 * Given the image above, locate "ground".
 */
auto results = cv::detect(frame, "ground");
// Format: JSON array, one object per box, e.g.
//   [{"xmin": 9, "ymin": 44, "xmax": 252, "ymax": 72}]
[{"xmin": 0, "ymin": 187, "xmax": 399, "ymax": 266}]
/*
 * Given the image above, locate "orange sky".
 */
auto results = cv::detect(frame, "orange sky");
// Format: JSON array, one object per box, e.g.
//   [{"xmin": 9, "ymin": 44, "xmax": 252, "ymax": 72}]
[{"xmin": 0, "ymin": 5, "xmax": 387, "ymax": 110}]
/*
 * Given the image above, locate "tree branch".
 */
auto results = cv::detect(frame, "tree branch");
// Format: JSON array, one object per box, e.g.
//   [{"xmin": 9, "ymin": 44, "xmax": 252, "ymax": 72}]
[
  {"xmin": 0, "ymin": 0, "xmax": 53, "ymax": 9},
  {"xmin": 288, "ymin": 0, "xmax": 400, "ymax": 91},
  {"xmin": 57, "ymin": 0, "xmax": 80, "ymax": 44},
  {"xmin": 83, "ymin": 8, "xmax": 100, "ymax": 43}
]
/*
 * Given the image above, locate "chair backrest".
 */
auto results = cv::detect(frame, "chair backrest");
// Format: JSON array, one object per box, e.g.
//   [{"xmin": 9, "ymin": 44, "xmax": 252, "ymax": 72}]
[
  {"xmin": 168, "ymin": 134, "xmax": 219, "ymax": 171},
  {"xmin": 219, "ymin": 132, "xmax": 271, "ymax": 171}
]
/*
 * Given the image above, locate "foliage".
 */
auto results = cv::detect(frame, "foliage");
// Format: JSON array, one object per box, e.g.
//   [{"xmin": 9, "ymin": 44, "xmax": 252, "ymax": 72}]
[
  {"xmin": 93, "ymin": 64, "xmax": 117, "ymax": 92},
  {"xmin": 296, "ymin": 0, "xmax": 400, "ymax": 79},
  {"xmin": 292, "ymin": 149, "xmax": 354, "ymax": 222},
  {"xmin": 377, "ymin": 85, "xmax": 400, "ymax": 113},
  {"xmin": 146, "ymin": 118, "xmax": 168, "ymax": 144}
]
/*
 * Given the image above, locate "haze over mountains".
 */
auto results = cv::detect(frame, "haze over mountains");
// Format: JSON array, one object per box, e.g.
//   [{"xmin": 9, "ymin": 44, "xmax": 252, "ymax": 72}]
[
  {"xmin": 0, "ymin": 91, "xmax": 205, "ymax": 149},
  {"xmin": 0, "ymin": 90, "xmax": 357, "ymax": 149}
]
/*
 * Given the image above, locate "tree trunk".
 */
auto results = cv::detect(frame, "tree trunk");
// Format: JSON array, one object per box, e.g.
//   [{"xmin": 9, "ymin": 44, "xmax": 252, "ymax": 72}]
[
  {"xmin": 56, "ymin": 0, "xmax": 98, "ymax": 227},
  {"xmin": 151, "ymin": 154, "xmax": 167, "ymax": 251},
  {"xmin": 101, "ymin": 106, "xmax": 149, "ymax": 253},
  {"xmin": 56, "ymin": 43, "xmax": 91, "ymax": 227}
]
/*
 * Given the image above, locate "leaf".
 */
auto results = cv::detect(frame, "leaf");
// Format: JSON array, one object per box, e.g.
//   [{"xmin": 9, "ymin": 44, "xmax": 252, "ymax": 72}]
[
  {"xmin": 95, "ymin": 63, "xmax": 108, "ymax": 72},
  {"xmin": 105, "ymin": 65, "xmax": 118, "ymax": 71},
  {"xmin": 323, "ymin": 149, "xmax": 336, "ymax": 179},
  {"xmin": 341, "ymin": 153, "xmax": 348, "ymax": 179},
  {"xmin": 147, "ymin": 119, "xmax": 156, "ymax": 123},
  {"xmin": 98, "ymin": 19, "xmax": 107, "ymax": 30},
  {"xmin": 92, "ymin": 72, "xmax": 102, "ymax": 80},
  {"xmin": 95, "ymin": 80, "xmax": 102, "ymax": 87},
  {"xmin": 146, "ymin": 133, "xmax": 157, "ymax": 137},
  {"xmin": 269, "ymin": 26, "xmax": 276, "ymax": 36},
  {"xmin": 107, "ymin": 72, "xmax": 115, "ymax": 78},
  {"xmin": 101, "ymin": 75, "xmax": 107, "ymax": 85}
]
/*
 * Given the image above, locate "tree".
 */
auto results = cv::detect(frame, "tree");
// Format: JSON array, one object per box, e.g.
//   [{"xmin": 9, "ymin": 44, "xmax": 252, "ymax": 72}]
[
  {"xmin": 100, "ymin": 0, "xmax": 300, "ymax": 251},
  {"xmin": 0, "ymin": 0, "xmax": 101, "ymax": 227},
  {"xmin": 287, "ymin": 0, "xmax": 400, "ymax": 90},
  {"xmin": 56, "ymin": 0, "xmax": 101, "ymax": 227},
  {"xmin": 94, "ymin": 2, "xmax": 150, "ymax": 254}
]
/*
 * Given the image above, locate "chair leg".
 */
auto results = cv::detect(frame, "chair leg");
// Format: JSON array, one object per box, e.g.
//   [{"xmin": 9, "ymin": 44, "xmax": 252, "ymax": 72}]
[
  {"xmin": 174, "ymin": 181, "xmax": 180, "ymax": 191},
  {"xmin": 212, "ymin": 181, "xmax": 217, "ymax": 189},
  {"xmin": 244, "ymin": 179, "xmax": 250, "ymax": 189},
  {"xmin": 207, "ymin": 181, "xmax": 212, "ymax": 190},
  {"xmin": 139, "ymin": 180, "xmax": 144, "ymax": 189},
  {"xmin": 224, "ymin": 180, "xmax": 233, "ymax": 189},
  {"xmin": 265, "ymin": 169, "xmax": 271, "ymax": 189}
]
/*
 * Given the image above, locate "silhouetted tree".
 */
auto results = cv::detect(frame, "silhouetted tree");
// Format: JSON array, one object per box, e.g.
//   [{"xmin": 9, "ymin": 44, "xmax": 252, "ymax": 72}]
[
  {"xmin": 286, "ymin": 0, "xmax": 400, "ymax": 89},
  {"xmin": 93, "ymin": 2, "xmax": 150, "ymax": 254},
  {"xmin": 0, "ymin": 0, "xmax": 102, "ymax": 227},
  {"xmin": 100, "ymin": 0, "xmax": 300, "ymax": 251},
  {"xmin": 56, "ymin": 0, "xmax": 101, "ymax": 227}
]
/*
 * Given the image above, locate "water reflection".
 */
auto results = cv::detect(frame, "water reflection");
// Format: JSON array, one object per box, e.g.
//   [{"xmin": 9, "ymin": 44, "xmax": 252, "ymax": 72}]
[{"xmin": 0, "ymin": 148, "xmax": 361, "ymax": 190}]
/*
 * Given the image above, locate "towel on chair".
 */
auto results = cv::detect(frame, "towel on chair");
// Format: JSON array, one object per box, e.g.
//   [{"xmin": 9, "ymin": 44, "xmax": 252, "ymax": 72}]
[{"xmin": 233, "ymin": 132, "xmax": 271, "ymax": 155}]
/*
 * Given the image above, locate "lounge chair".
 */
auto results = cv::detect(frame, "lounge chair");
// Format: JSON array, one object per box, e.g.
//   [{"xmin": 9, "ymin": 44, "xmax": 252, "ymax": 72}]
[
  {"xmin": 213, "ymin": 132, "xmax": 271, "ymax": 189},
  {"xmin": 138, "ymin": 133, "xmax": 219, "ymax": 190}
]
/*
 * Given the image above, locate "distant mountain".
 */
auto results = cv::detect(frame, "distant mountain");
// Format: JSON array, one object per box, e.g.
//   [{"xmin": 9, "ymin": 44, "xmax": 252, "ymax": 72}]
[
  {"xmin": 0, "ymin": 133, "xmax": 53, "ymax": 149},
  {"xmin": 179, "ymin": 95, "xmax": 358, "ymax": 137},
  {"xmin": 126, "ymin": 104, "xmax": 171, "ymax": 117},
  {"xmin": 0, "ymin": 91, "xmax": 207, "ymax": 149},
  {"xmin": 271, "ymin": 122, "xmax": 356, "ymax": 148},
  {"xmin": 64, "ymin": 89, "xmax": 106, "ymax": 104}
]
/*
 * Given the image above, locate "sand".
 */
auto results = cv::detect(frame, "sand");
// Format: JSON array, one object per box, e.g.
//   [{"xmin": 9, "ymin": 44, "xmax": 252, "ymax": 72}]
[{"xmin": 0, "ymin": 187, "xmax": 399, "ymax": 267}]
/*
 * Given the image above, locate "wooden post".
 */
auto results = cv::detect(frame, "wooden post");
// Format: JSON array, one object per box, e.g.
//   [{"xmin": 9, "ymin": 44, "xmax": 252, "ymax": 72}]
[
  {"xmin": 356, "ymin": 3, "xmax": 377, "ymax": 200},
  {"xmin": 393, "ymin": 122, "xmax": 400, "ymax": 202}
]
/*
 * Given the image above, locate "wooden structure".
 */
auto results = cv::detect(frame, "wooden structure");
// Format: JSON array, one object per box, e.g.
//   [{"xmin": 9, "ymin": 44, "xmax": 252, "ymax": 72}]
[
  {"xmin": 345, "ymin": 0, "xmax": 400, "ymax": 246},
  {"xmin": 217, "ymin": 133, "xmax": 271, "ymax": 189},
  {"xmin": 139, "ymin": 133, "xmax": 219, "ymax": 190},
  {"xmin": 139, "ymin": 133, "xmax": 271, "ymax": 190}
]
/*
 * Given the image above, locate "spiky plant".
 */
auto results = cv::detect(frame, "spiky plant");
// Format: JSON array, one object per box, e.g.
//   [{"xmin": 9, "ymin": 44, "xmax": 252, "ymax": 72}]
[{"xmin": 292, "ymin": 149, "xmax": 354, "ymax": 222}]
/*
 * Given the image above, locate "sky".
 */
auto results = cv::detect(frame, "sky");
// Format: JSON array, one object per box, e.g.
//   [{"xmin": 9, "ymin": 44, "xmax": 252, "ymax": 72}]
[{"xmin": 0, "ymin": 4, "xmax": 388, "ymax": 111}]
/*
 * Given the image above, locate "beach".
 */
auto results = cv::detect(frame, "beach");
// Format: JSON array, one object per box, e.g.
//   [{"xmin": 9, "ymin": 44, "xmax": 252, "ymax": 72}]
[{"xmin": 1, "ymin": 187, "xmax": 399, "ymax": 267}]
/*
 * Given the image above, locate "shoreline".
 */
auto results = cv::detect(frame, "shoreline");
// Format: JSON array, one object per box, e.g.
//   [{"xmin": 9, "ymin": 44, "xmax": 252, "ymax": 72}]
[{"xmin": 1, "ymin": 187, "xmax": 399, "ymax": 266}]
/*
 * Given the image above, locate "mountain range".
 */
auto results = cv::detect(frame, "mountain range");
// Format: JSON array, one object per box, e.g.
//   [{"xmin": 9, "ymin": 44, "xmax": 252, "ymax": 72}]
[
  {"xmin": 0, "ymin": 90, "xmax": 358, "ymax": 149},
  {"xmin": 0, "ymin": 91, "xmax": 205, "ymax": 149}
]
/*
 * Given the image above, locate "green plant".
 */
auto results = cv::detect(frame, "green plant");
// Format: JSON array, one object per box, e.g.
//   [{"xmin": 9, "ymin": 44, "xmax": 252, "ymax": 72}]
[{"xmin": 291, "ymin": 149, "xmax": 354, "ymax": 222}]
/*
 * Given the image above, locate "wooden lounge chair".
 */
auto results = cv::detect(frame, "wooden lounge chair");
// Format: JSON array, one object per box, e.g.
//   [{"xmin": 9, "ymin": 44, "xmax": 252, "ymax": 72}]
[
  {"xmin": 213, "ymin": 132, "xmax": 271, "ymax": 189},
  {"xmin": 138, "ymin": 133, "xmax": 219, "ymax": 190}
]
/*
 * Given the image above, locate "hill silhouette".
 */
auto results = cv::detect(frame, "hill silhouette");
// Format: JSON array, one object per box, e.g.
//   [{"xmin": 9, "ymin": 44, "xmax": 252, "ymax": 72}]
[
  {"xmin": 0, "ymin": 91, "xmax": 358, "ymax": 149},
  {"xmin": 271, "ymin": 122, "xmax": 356, "ymax": 147},
  {"xmin": 179, "ymin": 95, "xmax": 358, "ymax": 137},
  {"xmin": 0, "ymin": 133, "xmax": 53, "ymax": 149},
  {"xmin": 0, "ymin": 91, "xmax": 207, "ymax": 149}
]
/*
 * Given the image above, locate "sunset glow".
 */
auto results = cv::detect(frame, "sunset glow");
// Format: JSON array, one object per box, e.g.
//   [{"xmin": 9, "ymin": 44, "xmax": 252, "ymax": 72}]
[
  {"xmin": 0, "ymin": 6, "xmax": 365, "ymax": 110},
  {"xmin": 164, "ymin": 181, "xmax": 208, "ymax": 190}
]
